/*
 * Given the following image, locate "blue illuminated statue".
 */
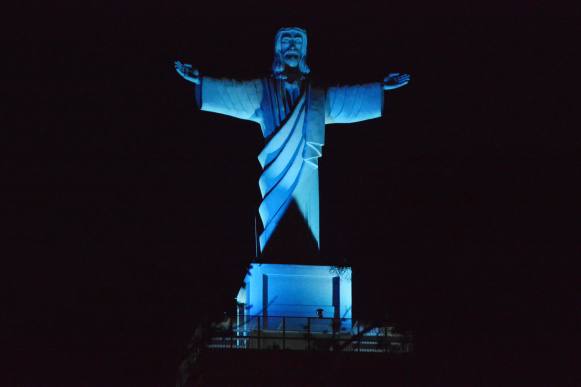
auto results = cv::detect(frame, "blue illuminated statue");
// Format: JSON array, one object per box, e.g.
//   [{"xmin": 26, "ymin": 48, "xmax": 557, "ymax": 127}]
[{"xmin": 175, "ymin": 27, "xmax": 410, "ymax": 253}]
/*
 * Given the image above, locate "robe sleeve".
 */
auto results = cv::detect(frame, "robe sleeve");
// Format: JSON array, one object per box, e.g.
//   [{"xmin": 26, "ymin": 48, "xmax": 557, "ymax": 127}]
[
  {"xmin": 196, "ymin": 76, "xmax": 264, "ymax": 122},
  {"xmin": 324, "ymin": 82, "xmax": 384, "ymax": 124}
]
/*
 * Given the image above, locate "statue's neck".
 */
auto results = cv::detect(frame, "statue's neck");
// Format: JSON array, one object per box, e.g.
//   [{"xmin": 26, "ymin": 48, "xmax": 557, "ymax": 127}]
[{"xmin": 283, "ymin": 68, "xmax": 303, "ymax": 84}]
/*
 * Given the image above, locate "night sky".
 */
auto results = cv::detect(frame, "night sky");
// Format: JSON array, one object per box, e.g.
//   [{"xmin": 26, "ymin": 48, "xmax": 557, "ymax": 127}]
[{"xmin": 5, "ymin": 1, "xmax": 578, "ymax": 384}]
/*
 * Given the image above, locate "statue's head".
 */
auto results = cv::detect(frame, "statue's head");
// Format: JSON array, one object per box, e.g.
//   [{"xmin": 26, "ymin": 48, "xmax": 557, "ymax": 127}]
[{"xmin": 272, "ymin": 27, "xmax": 310, "ymax": 79}]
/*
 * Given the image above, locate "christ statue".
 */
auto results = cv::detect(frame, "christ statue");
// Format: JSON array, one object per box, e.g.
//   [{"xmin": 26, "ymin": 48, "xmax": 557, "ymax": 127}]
[{"xmin": 175, "ymin": 27, "xmax": 410, "ymax": 255}]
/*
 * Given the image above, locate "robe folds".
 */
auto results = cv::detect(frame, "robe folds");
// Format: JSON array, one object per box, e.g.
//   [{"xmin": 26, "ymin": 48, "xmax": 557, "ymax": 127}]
[{"xmin": 196, "ymin": 76, "xmax": 384, "ymax": 253}]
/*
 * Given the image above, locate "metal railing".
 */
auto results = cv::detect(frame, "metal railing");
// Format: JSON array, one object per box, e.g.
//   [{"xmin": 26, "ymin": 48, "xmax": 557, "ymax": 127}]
[{"xmin": 207, "ymin": 316, "xmax": 413, "ymax": 353}]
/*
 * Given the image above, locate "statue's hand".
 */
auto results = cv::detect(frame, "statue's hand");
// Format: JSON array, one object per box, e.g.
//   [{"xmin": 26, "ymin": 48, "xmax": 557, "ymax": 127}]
[
  {"xmin": 383, "ymin": 73, "xmax": 411, "ymax": 90},
  {"xmin": 174, "ymin": 60, "xmax": 200, "ymax": 84}
]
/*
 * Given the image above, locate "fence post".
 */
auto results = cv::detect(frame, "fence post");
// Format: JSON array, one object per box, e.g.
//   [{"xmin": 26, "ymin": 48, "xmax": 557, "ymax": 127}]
[
  {"xmin": 357, "ymin": 324, "xmax": 360, "ymax": 352},
  {"xmin": 230, "ymin": 319, "xmax": 233, "ymax": 349},
  {"xmin": 384, "ymin": 327, "xmax": 388, "ymax": 353},
  {"xmin": 307, "ymin": 317, "xmax": 311, "ymax": 351},
  {"xmin": 257, "ymin": 316, "xmax": 261, "ymax": 350},
  {"xmin": 332, "ymin": 318, "xmax": 336, "ymax": 351},
  {"xmin": 282, "ymin": 316, "xmax": 286, "ymax": 350}
]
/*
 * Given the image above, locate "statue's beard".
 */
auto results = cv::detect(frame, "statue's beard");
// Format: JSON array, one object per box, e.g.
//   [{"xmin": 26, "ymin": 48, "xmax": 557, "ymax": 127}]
[
  {"xmin": 283, "ymin": 52, "xmax": 301, "ymax": 69},
  {"xmin": 273, "ymin": 50, "xmax": 309, "ymax": 80}
]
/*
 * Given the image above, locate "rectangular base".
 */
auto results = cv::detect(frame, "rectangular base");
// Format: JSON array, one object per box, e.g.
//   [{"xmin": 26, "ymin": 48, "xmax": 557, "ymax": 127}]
[{"xmin": 236, "ymin": 262, "xmax": 352, "ymax": 321}]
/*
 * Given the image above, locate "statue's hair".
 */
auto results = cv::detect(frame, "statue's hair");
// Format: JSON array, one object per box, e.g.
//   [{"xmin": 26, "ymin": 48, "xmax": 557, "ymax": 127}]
[{"xmin": 272, "ymin": 27, "xmax": 310, "ymax": 79}]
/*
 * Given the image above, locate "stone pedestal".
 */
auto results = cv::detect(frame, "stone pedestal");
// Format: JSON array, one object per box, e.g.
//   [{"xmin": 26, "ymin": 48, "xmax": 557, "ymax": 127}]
[{"xmin": 236, "ymin": 263, "xmax": 352, "ymax": 331}]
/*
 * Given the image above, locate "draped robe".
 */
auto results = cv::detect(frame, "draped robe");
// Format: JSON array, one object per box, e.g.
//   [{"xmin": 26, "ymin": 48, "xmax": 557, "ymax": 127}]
[{"xmin": 196, "ymin": 76, "xmax": 384, "ymax": 253}]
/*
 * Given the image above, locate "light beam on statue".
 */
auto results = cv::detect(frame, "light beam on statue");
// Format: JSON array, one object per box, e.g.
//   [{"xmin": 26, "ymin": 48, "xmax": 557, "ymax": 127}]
[{"xmin": 175, "ymin": 27, "xmax": 410, "ymax": 254}]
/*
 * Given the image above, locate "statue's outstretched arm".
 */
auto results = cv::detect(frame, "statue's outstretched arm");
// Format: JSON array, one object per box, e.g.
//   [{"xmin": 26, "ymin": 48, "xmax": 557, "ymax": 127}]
[
  {"xmin": 174, "ymin": 60, "xmax": 200, "ymax": 85},
  {"xmin": 325, "ymin": 82, "xmax": 384, "ymax": 124},
  {"xmin": 174, "ymin": 60, "xmax": 263, "ymax": 122},
  {"xmin": 383, "ymin": 73, "xmax": 411, "ymax": 90}
]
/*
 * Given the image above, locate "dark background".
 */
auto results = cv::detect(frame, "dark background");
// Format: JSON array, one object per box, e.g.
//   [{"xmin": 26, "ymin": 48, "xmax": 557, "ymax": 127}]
[{"xmin": 4, "ymin": 0, "xmax": 578, "ymax": 384}]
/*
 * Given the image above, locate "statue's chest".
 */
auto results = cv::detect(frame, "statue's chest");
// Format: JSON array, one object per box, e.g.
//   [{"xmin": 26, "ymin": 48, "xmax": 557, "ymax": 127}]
[{"xmin": 261, "ymin": 80, "xmax": 325, "ymax": 141}]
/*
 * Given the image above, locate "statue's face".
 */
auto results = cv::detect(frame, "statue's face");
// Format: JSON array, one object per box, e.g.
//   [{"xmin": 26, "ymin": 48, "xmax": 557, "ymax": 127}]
[{"xmin": 280, "ymin": 31, "xmax": 304, "ymax": 68}]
